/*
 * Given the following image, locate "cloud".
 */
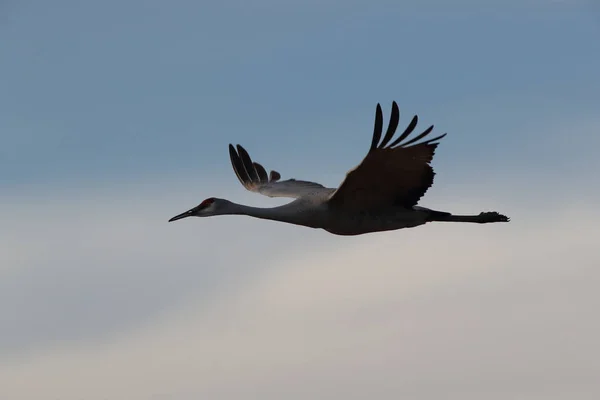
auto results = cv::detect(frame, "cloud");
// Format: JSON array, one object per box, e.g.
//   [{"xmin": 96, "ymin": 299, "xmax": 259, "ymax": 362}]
[
  {"xmin": 0, "ymin": 183, "xmax": 310, "ymax": 358},
  {"xmin": 1, "ymin": 178, "xmax": 598, "ymax": 399}
]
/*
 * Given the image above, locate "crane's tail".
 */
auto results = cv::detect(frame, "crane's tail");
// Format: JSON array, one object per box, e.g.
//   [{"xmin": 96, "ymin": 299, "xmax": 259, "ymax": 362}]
[{"xmin": 428, "ymin": 211, "xmax": 510, "ymax": 224}]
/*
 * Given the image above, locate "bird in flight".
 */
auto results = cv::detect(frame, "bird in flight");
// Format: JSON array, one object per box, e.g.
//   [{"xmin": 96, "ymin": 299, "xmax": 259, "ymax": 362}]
[{"xmin": 169, "ymin": 101, "xmax": 509, "ymax": 235}]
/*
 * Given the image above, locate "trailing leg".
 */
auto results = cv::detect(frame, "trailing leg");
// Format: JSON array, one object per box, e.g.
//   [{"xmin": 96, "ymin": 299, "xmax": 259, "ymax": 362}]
[{"xmin": 429, "ymin": 211, "xmax": 510, "ymax": 224}]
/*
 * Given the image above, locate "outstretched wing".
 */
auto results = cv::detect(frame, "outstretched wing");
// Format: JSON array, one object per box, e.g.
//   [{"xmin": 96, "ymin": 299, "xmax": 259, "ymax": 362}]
[
  {"xmin": 228, "ymin": 144, "xmax": 330, "ymax": 199},
  {"xmin": 327, "ymin": 101, "xmax": 447, "ymax": 212}
]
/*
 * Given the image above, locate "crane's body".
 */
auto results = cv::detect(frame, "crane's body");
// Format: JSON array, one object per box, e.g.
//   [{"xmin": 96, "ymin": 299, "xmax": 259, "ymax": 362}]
[{"xmin": 169, "ymin": 101, "xmax": 509, "ymax": 235}]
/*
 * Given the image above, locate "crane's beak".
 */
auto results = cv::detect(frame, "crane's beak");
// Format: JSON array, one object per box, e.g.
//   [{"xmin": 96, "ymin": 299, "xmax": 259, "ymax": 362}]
[{"xmin": 168, "ymin": 208, "xmax": 194, "ymax": 222}]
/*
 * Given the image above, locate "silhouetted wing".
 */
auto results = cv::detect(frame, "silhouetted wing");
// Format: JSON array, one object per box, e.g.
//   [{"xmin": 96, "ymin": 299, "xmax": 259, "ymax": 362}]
[
  {"xmin": 327, "ymin": 101, "xmax": 447, "ymax": 211},
  {"xmin": 229, "ymin": 144, "xmax": 330, "ymax": 198}
]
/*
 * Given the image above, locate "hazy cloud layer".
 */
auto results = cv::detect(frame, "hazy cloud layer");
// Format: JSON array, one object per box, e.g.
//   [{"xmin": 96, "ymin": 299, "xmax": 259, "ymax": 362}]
[{"xmin": 1, "ymin": 179, "xmax": 598, "ymax": 399}]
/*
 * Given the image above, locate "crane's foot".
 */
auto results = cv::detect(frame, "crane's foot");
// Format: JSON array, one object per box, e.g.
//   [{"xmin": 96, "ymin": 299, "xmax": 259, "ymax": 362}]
[{"xmin": 478, "ymin": 211, "xmax": 510, "ymax": 223}]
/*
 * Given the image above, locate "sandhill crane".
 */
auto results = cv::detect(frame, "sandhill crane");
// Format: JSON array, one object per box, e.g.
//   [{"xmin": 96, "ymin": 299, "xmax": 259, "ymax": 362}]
[{"xmin": 169, "ymin": 101, "xmax": 509, "ymax": 235}]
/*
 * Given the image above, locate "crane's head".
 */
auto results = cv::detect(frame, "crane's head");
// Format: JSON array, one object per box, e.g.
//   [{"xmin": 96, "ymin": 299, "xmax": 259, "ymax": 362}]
[{"xmin": 168, "ymin": 197, "xmax": 228, "ymax": 222}]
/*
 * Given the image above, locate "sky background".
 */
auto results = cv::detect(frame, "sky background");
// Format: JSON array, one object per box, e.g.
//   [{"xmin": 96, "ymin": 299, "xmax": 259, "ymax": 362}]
[{"xmin": 2, "ymin": 1, "xmax": 600, "ymax": 399}]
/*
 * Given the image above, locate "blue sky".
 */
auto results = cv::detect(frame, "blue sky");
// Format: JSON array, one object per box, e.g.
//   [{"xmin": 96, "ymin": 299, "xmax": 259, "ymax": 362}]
[
  {"xmin": 3, "ymin": 0, "xmax": 599, "ymax": 190},
  {"xmin": 2, "ymin": 1, "xmax": 600, "ymax": 399}
]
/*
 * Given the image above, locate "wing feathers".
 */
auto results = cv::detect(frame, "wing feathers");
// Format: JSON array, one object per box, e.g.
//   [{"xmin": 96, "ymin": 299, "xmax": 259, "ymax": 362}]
[
  {"xmin": 269, "ymin": 170, "xmax": 281, "ymax": 181},
  {"xmin": 378, "ymin": 101, "xmax": 400, "ymax": 148},
  {"xmin": 368, "ymin": 102, "xmax": 442, "ymax": 152},
  {"xmin": 228, "ymin": 144, "xmax": 252, "ymax": 189},
  {"xmin": 327, "ymin": 101, "xmax": 448, "ymax": 211},
  {"xmin": 418, "ymin": 133, "xmax": 447, "ymax": 146},
  {"xmin": 229, "ymin": 101, "xmax": 446, "ymax": 208},
  {"xmin": 228, "ymin": 144, "xmax": 329, "ymax": 199},
  {"xmin": 236, "ymin": 145, "xmax": 260, "ymax": 183},
  {"xmin": 253, "ymin": 162, "xmax": 269, "ymax": 182},
  {"xmin": 388, "ymin": 115, "xmax": 418, "ymax": 148},
  {"xmin": 369, "ymin": 104, "xmax": 384, "ymax": 152},
  {"xmin": 399, "ymin": 125, "xmax": 434, "ymax": 147},
  {"xmin": 367, "ymin": 104, "xmax": 445, "ymax": 150}
]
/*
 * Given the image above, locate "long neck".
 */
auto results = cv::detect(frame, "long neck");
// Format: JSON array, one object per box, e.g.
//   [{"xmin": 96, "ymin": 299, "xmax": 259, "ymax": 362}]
[{"xmin": 225, "ymin": 201, "xmax": 311, "ymax": 227}]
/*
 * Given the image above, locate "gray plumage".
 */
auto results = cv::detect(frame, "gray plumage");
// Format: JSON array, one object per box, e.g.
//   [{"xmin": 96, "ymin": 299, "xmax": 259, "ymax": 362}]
[{"xmin": 169, "ymin": 101, "xmax": 509, "ymax": 235}]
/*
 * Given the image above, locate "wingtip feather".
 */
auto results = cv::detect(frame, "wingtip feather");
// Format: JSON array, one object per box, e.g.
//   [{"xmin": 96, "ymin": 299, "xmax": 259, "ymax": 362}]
[
  {"xmin": 378, "ymin": 101, "xmax": 400, "ymax": 149},
  {"xmin": 370, "ymin": 103, "xmax": 384, "ymax": 151}
]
